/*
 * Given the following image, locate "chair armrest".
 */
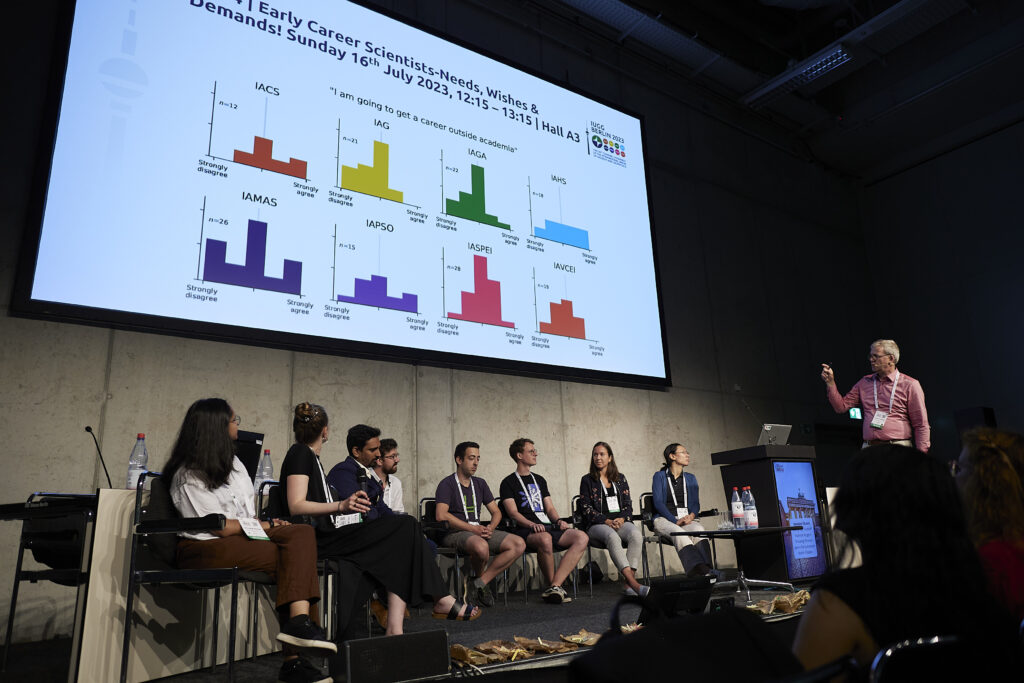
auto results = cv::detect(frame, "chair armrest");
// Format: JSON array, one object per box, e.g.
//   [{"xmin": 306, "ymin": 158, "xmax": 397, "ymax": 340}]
[
  {"xmin": 137, "ymin": 513, "xmax": 226, "ymax": 535},
  {"xmin": 698, "ymin": 508, "xmax": 720, "ymax": 518}
]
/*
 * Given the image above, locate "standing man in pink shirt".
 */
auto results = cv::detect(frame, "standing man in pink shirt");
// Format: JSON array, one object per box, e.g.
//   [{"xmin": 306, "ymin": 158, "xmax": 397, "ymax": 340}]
[{"xmin": 821, "ymin": 339, "xmax": 931, "ymax": 452}]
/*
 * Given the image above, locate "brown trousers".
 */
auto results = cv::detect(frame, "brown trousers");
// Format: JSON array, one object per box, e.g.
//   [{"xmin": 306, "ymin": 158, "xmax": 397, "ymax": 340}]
[{"xmin": 176, "ymin": 524, "xmax": 321, "ymax": 610}]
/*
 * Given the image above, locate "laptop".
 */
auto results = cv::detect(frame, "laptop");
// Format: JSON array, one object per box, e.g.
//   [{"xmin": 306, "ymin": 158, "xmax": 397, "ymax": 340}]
[
  {"xmin": 756, "ymin": 423, "xmax": 792, "ymax": 446},
  {"xmin": 235, "ymin": 429, "xmax": 265, "ymax": 482}
]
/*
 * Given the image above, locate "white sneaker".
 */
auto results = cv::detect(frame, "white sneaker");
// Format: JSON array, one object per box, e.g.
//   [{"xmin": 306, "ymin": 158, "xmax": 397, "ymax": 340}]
[{"xmin": 624, "ymin": 585, "xmax": 650, "ymax": 597}]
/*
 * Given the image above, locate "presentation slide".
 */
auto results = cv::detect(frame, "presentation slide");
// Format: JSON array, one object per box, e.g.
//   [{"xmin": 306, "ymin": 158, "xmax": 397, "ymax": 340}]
[
  {"xmin": 26, "ymin": 0, "xmax": 667, "ymax": 383},
  {"xmin": 773, "ymin": 461, "xmax": 827, "ymax": 580}
]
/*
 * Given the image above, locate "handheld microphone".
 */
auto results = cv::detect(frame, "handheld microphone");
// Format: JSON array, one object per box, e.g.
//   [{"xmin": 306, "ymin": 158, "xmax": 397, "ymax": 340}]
[
  {"xmin": 85, "ymin": 425, "xmax": 113, "ymax": 488},
  {"xmin": 355, "ymin": 468, "xmax": 368, "ymax": 494}
]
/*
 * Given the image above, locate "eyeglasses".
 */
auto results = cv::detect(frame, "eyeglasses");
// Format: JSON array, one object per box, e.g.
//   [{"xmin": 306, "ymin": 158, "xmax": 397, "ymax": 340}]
[
  {"xmin": 230, "ymin": 415, "xmax": 242, "ymax": 425},
  {"xmin": 383, "ymin": 453, "xmax": 400, "ymax": 461}
]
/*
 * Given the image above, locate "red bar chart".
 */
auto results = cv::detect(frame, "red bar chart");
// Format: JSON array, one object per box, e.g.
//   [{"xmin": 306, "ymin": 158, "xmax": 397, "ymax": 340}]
[
  {"xmin": 233, "ymin": 136, "xmax": 307, "ymax": 178},
  {"xmin": 447, "ymin": 255, "xmax": 514, "ymax": 328},
  {"xmin": 539, "ymin": 299, "xmax": 586, "ymax": 339}
]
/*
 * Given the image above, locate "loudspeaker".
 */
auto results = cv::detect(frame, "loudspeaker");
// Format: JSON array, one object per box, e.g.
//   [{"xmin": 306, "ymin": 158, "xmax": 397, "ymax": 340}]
[{"xmin": 331, "ymin": 629, "xmax": 449, "ymax": 682}]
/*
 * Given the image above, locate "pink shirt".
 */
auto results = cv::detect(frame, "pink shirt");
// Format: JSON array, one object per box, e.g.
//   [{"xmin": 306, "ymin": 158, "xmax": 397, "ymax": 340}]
[{"xmin": 827, "ymin": 369, "xmax": 930, "ymax": 452}]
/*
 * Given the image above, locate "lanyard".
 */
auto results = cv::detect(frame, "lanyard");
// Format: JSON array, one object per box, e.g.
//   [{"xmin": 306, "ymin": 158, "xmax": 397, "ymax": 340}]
[
  {"xmin": 603, "ymin": 481, "xmax": 619, "ymax": 502},
  {"xmin": 872, "ymin": 370, "xmax": 900, "ymax": 413},
  {"xmin": 666, "ymin": 471, "xmax": 688, "ymax": 508},
  {"xmin": 454, "ymin": 473, "xmax": 479, "ymax": 521},
  {"xmin": 515, "ymin": 472, "xmax": 543, "ymax": 512},
  {"xmin": 310, "ymin": 447, "xmax": 337, "ymax": 524}
]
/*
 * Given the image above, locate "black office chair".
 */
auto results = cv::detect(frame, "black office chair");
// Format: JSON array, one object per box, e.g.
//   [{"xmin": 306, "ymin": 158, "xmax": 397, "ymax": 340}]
[
  {"xmin": 571, "ymin": 494, "xmax": 613, "ymax": 598},
  {"xmin": 418, "ymin": 497, "xmax": 509, "ymax": 606},
  {"xmin": 639, "ymin": 492, "xmax": 676, "ymax": 580},
  {"xmin": 2, "ymin": 492, "xmax": 96, "ymax": 673},
  {"xmin": 498, "ymin": 515, "xmax": 578, "ymax": 603},
  {"xmin": 120, "ymin": 471, "xmax": 274, "ymax": 683},
  {"xmin": 257, "ymin": 480, "xmax": 375, "ymax": 640},
  {"xmin": 868, "ymin": 636, "xmax": 966, "ymax": 682}
]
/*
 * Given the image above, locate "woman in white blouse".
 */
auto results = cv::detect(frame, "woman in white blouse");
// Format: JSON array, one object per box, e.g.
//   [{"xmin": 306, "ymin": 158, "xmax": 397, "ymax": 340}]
[{"xmin": 164, "ymin": 398, "xmax": 353, "ymax": 683}]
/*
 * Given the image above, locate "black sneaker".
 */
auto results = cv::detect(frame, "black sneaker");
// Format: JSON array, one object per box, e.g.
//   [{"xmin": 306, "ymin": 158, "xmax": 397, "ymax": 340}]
[
  {"xmin": 472, "ymin": 579, "xmax": 495, "ymax": 607},
  {"xmin": 277, "ymin": 615, "xmax": 338, "ymax": 653},
  {"xmin": 278, "ymin": 656, "xmax": 332, "ymax": 683}
]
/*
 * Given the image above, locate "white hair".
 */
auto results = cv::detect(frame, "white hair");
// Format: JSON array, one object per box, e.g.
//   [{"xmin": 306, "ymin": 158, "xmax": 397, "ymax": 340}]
[{"xmin": 872, "ymin": 339, "xmax": 900, "ymax": 364}]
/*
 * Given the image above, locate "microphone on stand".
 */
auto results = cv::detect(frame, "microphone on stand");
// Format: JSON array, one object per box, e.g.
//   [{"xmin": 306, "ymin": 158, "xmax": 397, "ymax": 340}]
[{"xmin": 85, "ymin": 425, "xmax": 113, "ymax": 488}]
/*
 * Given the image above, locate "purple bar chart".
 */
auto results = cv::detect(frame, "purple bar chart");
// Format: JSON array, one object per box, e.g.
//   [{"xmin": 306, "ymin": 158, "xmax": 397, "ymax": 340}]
[
  {"xmin": 336, "ymin": 274, "xmax": 418, "ymax": 313},
  {"xmin": 203, "ymin": 219, "xmax": 302, "ymax": 294}
]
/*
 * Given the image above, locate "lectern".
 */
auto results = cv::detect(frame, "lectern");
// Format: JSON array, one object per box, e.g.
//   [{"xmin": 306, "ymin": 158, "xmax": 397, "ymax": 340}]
[{"xmin": 712, "ymin": 445, "xmax": 828, "ymax": 583}]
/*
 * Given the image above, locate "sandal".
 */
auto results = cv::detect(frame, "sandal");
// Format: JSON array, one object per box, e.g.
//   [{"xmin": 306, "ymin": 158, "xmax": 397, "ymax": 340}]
[{"xmin": 432, "ymin": 598, "xmax": 481, "ymax": 621}]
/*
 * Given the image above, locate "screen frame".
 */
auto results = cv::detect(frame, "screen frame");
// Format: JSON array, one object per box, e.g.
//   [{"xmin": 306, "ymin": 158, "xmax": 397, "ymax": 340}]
[{"xmin": 10, "ymin": 0, "xmax": 672, "ymax": 390}]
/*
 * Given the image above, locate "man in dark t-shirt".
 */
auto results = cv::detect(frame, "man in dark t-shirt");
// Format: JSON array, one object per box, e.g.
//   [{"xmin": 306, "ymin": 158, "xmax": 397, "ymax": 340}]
[
  {"xmin": 499, "ymin": 438, "xmax": 588, "ymax": 604},
  {"xmin": 434, "ymin": 441, "xmax": 525, "ymax": 607}
]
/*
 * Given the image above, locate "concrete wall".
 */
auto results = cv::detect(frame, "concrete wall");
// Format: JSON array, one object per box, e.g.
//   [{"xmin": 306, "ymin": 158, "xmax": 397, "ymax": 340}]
[
  {"xmin": 860, "ymin": 119, "xmax": 1024, "ymax": 458},
  {"xmin": 0, "ymin": 1, "xmax": 869, "ymax": 642}
]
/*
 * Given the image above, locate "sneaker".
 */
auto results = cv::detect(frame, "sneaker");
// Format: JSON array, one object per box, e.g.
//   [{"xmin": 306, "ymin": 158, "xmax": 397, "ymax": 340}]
[
  {"xmin": 277, "ymin": 615, "xmax": 338, "ymax": 653},
  {"xmin": 278, "ymin": 656, "xmax": 332, "ymax": 683},
  {"xmin": 541, "ymin": 585, "xmax": 564, "ymax": 604},
  {"xmin": 473, "ymin": 579, "xmax": 495, "ymax": 607},
  {"xmin": 624, "ymin": 585, "xmax": 651, "ymax": 597}
]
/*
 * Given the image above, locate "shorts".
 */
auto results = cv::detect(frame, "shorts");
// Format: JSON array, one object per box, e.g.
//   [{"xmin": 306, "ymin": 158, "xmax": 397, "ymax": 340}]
[
  {"xmin": 443, "ymin": 529, "xmax": 511, "ymax": 554},
  {"xmin": 509, "ymin": 525, "xmax": 568, "ymax": 547}
]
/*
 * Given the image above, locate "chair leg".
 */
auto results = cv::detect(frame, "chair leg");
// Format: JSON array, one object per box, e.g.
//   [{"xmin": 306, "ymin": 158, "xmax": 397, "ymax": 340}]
[
  {"xmin": 521, "ymin": 554, "xmax": 529, "ymax": 603},
  {"xmin": 2, "ymin": 543, "xmax": 27, "ymax": 672},
  {"xmin": 587, "ymin": 548, "xmax": 594, "ymax": 598},
  {"xmin": 658, "ymin": 543, "xmax": 667, "ymax": 578},
  {"xmin": 211, "ymin": 585, "xmax": 220, "ymax": 672},
  {"xmin": 250, "ymin": 583, "xmax": 259, "ymax": 662},
  {"xmin": 119, "ymin": 581, "xmax": 137, "ymax": 683},
  {"xmin": 228, "ymin": 575, "xmax": 239, "ymax": 682}
]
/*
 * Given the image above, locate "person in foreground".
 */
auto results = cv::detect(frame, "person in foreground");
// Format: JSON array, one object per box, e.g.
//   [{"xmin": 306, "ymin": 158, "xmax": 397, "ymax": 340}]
[
  {"xmin": 578, "ymin": 441, "xmax": 646, "ymax": 596},
  {"xmin": 650, "ymin": 443, "xmax": 715, "ymax": 578},
  {"xmin": 957, "ymin": 427, "xmax": 1024, "ymax": 619},
  {"xmin": 500, "ymin": 438, "xmax": 588, "ymax": 604},
  {"xmin": 792, "ymin": 445, "xmax": 1019, "ymax": 676},
  {"xmin": 280, "ymin": 404, "xmax": 480, "ymax": 637},
  {"xmin": 164, "ymin": 398, "xmax": 334, "ymax": 683}
]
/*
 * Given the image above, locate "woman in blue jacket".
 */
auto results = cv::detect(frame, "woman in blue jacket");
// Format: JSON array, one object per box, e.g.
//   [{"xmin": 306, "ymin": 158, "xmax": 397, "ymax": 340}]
[
  {"xmin": 578, "ymin": 442, "xmax": 647, "ymax": 596},
  {"xmin": 651, "ymin": 443, "xmax": 714, "ymax": 577}
]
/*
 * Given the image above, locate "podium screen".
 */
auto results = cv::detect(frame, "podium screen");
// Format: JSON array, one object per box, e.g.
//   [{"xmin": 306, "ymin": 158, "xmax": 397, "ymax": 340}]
[{"xmin": 772, "ymin": 460, "xmax": 828, "ymax": 581}]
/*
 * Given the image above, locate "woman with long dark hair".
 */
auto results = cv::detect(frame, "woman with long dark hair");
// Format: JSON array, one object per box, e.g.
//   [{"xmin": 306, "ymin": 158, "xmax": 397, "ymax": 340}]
[
  {"xmin": 792, "ymin": 445, "xmax": 1019, "ymax": 673},
  {"xmin": 279, "ymin": 402, "xmax": 480, "ymax": 637},
  {"xmin": 578, "ymin": 442, "xmax": 646, "ymax": 595},
  {"xmin": 164, "ymin": 398, "xmax": 334, "ymax": 683},
  {"xmin": 650, "ymin": 443, "xmax": 715, "ymax": 577},
  {"xmin": 957, "ymin": 428, "xmax": 1024, "ymax": 619}
]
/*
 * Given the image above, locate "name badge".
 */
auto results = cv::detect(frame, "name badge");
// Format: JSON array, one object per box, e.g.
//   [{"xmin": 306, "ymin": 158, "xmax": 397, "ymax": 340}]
[
  {"xmin": 334, "ymin": 513, "xmax": 361, "ymax": 527},
  {"xmin": 870, "ymin": 410, "xmax": 889, "ymax": 429},
  {"xmin": 676, "ymin": 507, "xmax": 688, "ymax": 519},
  {"xmin": 606, "ymin": 497, "xmax": 621, "ymax": 514},
  {"xmin": 536, "ymin": 512, "xmax": 551, "ymax": 524},
  {"xmin": 469, "ymin": 521, "xmax": 481, "ymax": 526},
  {"xmin": 239, "ymin": 517, "xmax": 269, "ymax": 541}
]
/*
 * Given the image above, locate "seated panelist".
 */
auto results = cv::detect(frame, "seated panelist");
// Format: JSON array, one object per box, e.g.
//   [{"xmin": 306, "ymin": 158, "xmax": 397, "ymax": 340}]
[
  {"xmin": 434, "ymin": 441, "xmax": 526, "ymax": 607},
  {"xmin": 164, "ymin": 398, "xmax": 334, "ymax": 683}
]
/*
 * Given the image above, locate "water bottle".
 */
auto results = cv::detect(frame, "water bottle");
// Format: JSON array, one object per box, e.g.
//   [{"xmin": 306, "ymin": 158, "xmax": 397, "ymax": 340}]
[
  {"xmin": 253, "ymin": 449, "xmax": 273, "ymax": 498},
  {"xmin": 743, "ymin": 486, "xmax": 759, "ymax": 530},
  {"xmin": 126, "ymin": 433, "xmax": 148, "ymax": 490},
  {"xmin": 731, "ymin": 486, "xmax": 745, "ymax": 529}
]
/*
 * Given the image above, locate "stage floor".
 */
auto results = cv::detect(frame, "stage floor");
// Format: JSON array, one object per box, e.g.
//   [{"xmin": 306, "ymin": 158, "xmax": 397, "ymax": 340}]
[{"xmin": 6, "ymin": 571, "xmax": 807, "ymax": 681}]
